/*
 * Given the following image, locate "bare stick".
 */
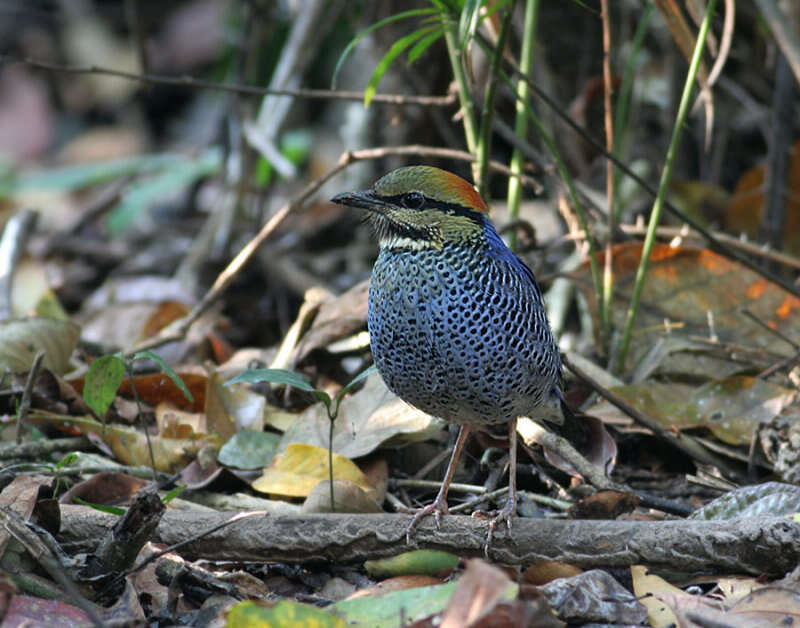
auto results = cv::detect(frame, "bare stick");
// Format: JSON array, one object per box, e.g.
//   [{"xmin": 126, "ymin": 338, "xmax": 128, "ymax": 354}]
[
  {"xmin": 15, "ymin": 351, "xmax": 45, "ymax": 444},
  {"xmin": 0, "ymin": 54, "xmax": 455, "ymax": 107},
  {"xmin": 57, "ymin": 507, "xmax": 800, "ymax": 576}
]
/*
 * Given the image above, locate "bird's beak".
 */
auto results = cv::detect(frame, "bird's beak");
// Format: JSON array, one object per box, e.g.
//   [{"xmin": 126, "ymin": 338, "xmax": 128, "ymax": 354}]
[{"xmin": 331, "ymin": 190, "xmax": 388, "ymax": 213}]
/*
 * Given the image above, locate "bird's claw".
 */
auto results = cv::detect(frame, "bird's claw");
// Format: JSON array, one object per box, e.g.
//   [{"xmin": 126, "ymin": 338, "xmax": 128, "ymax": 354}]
[
  {"xmin": 481, "ymin": 499, "xmax": 516, "ymax": 557},
  {"xmin": 405, "ymin": 498, "xmax": 449, "ymax": 544}
]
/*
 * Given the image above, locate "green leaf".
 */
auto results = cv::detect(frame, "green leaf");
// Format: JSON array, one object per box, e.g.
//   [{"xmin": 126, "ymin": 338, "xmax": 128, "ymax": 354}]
[
  {"xmin": 365, "ymin": 25, "xmax": 440, "ymax": 107},
  {"xmin": 227, "ymin": 600, "xmax": 346, "ymax": 628},
  {"xmin": 331, "ymin": 8, "xmax": 437, "ymax": 89},
  {"xmin": 162, "ymin": 485, "xmax": 185, "ymax": 505},
  {"xmin": 83, "ymin": 355, "xmax": 126, "ymax": 417},
  {"xmin": 365, "ymin": 549, "xmax": 459, "ymax": 578},
  {"xmin": 281, "ymin": 129, "xmax": 312, "ymax": 167},
  {"xmin": 218, "ymin": 430, "xmax": 280, "ymax": 470},
  {"xmin": 132, "ymin": 350, "xmax": 194, "ymax": 404},
  {"xmin": 73, "ymin": 496, "xmax": 126, "ymax": 516},
  {"xmin": 55, "ymin": 452, "xmax": 79, "ymax": 471},
  {"xmin": 458, "ymin": 0, "xmax": 483, "ymax": 48},
  {"xmin": 332, "ymin": 581, "xmax": 465, "ymax": 626},
  {"xmin": 407, "ymin": 27, "xmax": 445, "ymax": 64},
  {"xmin": 334, "ymin": 365, "xmax": 378, "ymax": 404},
  {"xmin": 226, "ymin": 369, "xmax": 330, "ymax": 406},
  {"xmin": 428, "ymin": 0, "xmax": 458, "ymax": 14},
  {"xmin": 254, "ymin": 156, "xmax": 273, "ymax": 187}
]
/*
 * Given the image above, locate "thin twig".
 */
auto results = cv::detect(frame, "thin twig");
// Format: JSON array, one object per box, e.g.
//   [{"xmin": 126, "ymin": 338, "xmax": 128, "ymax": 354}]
[
  {"xmin": 739, "ymin": 308, "xmax": 800, "ymax": 351},
  {"xmin": 450, "ymin": 487, "xmax": 509, "ymax": 513},
  {"xmin": 0, "ymin": 54, "xmax": 456, "ymax": 106},
  {"xmin": 123, "ymin": 359, "xmax": 158, "ymax": 483},
  {"xmin": 15, "ymin": 351, "xmax": 45, "ymax": 444},
  {"xmin": 706, "ymin": 0, "xmax": 735, "ymax": 87},
  {"xmin": 758, "ymin": 348, "xmax": 800, "ymax": 379},
  {"xmin": 600, "ymin": 0, "xmax": 615, "ymax": 356},
  {"xmin": 393, "ymin": 479, "xmax": 489, "ymax": 494}
]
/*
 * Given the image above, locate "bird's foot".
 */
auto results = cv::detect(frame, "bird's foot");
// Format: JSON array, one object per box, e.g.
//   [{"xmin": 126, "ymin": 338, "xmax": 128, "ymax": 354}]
[
  {"xmin": 405, "ymin": 496, "xmax": 449, "ymax": 544},
  {"xmin": 474, "ymin": 496, "xmax": 516, "ymax": 557}
]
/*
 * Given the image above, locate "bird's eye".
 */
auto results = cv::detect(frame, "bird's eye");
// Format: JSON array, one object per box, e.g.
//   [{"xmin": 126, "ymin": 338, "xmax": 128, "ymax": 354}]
[{"xmin": 401, "ymin": 192, "xmax": 425, "ymax": 210}]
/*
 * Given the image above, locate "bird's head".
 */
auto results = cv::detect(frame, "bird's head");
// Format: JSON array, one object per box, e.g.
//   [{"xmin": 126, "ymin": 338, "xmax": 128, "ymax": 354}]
[{"xmin": 331, "ymin": 165, "xmax": 489, "ymax": 251}]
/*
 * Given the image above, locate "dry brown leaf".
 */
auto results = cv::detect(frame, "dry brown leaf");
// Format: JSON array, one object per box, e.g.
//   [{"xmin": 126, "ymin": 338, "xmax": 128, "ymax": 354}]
[{"xmin": 441, "ymin": 559, "xmax": 517, "ymax": 628}]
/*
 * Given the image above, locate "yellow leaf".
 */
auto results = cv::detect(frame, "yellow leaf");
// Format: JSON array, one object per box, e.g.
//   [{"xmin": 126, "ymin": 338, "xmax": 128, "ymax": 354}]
[
  {"xmin": 631, "ymin": 565, "xmax": 680, "ymax": 628},
  {"xmin": 252, "ymin": 443, "xmax": 374, "ymax": 497},
  {"xmin": 226, "ymin": 600, "xmax": 346, "ymax": 627}
]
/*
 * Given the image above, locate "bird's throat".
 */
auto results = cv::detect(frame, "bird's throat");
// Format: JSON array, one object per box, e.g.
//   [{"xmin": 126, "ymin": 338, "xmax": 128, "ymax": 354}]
[{"xmin": 378, "ymin": 234, "xmax": 442, "ymax": 251}]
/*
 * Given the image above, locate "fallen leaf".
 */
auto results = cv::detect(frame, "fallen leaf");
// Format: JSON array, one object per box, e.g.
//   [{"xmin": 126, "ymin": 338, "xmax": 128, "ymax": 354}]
[
  {"xmin": 441, "ymin": 559, "xmax": 518, "ymax": 628},
  {"xmin": 631, "ymin": 565, "xmax": 681, "ymax": 628},
  {"xmin": 252, "ymin": 443, "xmax": 374, "ymax": 498},
  {"xmin": 0, "ymin": 317, "xmax": 80, "ymax": 375},
  {"xmin": 277, "ymin": 374, "xmax": 443, "ymax": 459}
]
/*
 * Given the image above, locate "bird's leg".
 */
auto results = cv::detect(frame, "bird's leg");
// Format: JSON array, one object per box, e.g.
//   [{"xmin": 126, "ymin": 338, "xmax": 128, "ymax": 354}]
[
  {"xmin": 485, "ymin": 418, "xmax": 518, "ymax": 555},
  {"xmin": 406, "ymin": 424, "xmax": 471, "ymax": 544}
]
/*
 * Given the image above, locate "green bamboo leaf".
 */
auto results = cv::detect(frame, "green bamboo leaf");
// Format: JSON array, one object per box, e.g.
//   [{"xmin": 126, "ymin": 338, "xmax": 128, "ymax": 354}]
[
  {"xmin": 331, "ymin": 8, "xmax": 437, "ymax": 89},
  {"xmin": 365, "ymin": 25, "xmax": 440, "ymax": 107},
  {"xmin": 429, "ymin": 0, "xmax": 458, "ymax": 14},
  {"xmin": 407, "ymin": 27, "xmax": 445, "ymax": 64},
  {"xmin": 132, "ymin": 350, "xmax": 194, "ymax": 404},
  {"xmin": 83, "ymin": 355, "xmax": 126, "ymax": 417},
  {"xmin": 458, "ymin": 0, "xmax": 482, "ymax": 47}
]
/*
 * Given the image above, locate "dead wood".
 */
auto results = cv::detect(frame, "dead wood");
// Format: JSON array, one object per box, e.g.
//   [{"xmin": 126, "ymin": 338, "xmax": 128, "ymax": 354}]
[
  {"xmin": 85, "ymin": 490, "xmax": 165, "ymax": 578},
  {"xmin": 57, "ymin": 506, "xmax": 800, "ymax": 576}
]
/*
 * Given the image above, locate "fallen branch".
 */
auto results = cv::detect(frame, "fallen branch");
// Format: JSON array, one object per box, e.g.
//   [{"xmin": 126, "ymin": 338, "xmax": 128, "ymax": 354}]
[{"xmin": 58, "ymin": 506, "xmax": 800, "ymax": 577}]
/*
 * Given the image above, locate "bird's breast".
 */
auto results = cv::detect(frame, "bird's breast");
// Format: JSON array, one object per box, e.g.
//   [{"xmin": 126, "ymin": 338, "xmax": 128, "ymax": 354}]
[{"xmin": 366, "ymin": 245, "xmax": 560, "ymax": 425}]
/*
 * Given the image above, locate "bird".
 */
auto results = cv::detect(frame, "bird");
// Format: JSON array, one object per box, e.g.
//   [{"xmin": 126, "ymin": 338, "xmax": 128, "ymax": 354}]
[{"xmin": 332, "ymin": 165, "xmax": 564, "ymax": 550}]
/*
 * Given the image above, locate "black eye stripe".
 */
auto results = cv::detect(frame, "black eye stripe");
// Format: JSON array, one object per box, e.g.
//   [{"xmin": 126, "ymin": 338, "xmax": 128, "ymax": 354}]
[
  {"xmin": 378, "ymin": 194, "xmax": 482, "ymax": 224},
  {"xmin": 401, "ymin": 192, "xmax": 425, "ymax": 209}
]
